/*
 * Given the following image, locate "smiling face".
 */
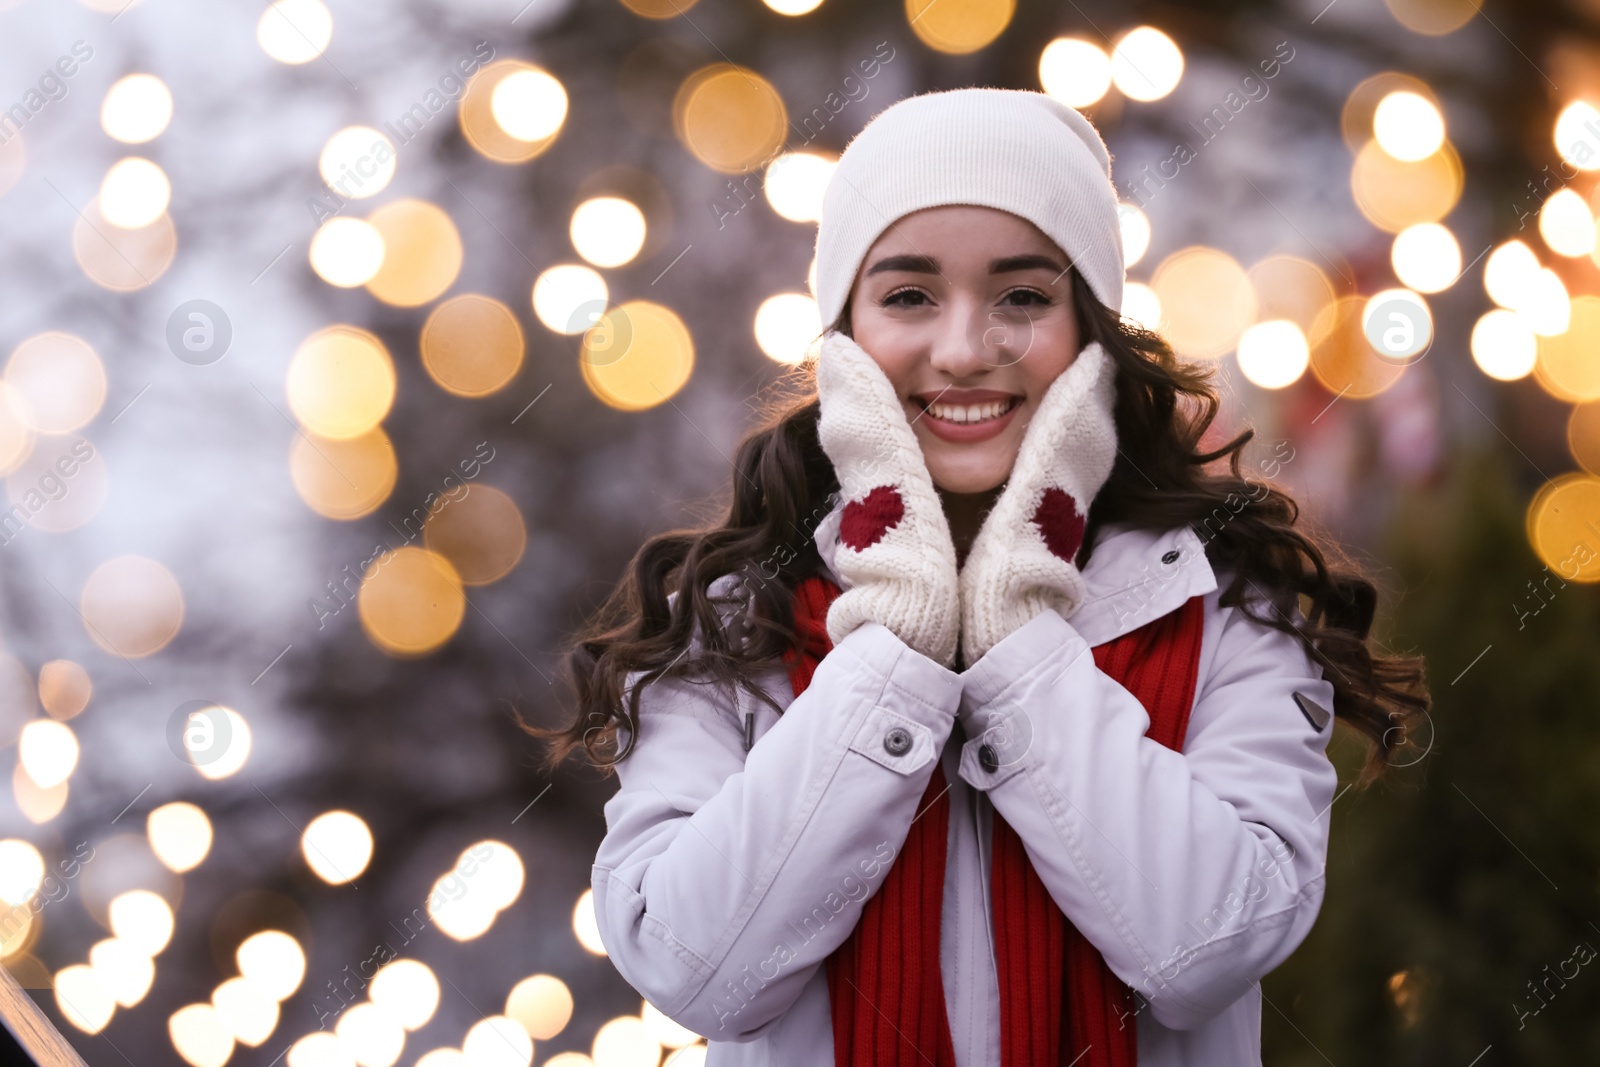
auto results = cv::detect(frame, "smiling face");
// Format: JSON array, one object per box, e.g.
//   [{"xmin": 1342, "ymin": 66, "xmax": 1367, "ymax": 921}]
[{"xmin": 843, "ymin": 204, "xmax": 1082, "ymax": 496}]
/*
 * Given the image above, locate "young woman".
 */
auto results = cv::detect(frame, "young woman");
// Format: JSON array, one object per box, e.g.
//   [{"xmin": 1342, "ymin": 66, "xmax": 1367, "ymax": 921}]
[{"xmin": 531, "ymin": 88, "xmax": 1430, "ymax": 1066}]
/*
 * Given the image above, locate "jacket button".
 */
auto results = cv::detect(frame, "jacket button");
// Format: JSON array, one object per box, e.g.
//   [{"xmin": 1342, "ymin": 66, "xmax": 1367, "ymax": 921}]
[
  {"xmin": 979, "ymin": 743, "xmax": 999, "ymax": 773},
  {"xmin": 883, "ymin": 727, "xmax": 912, "ymax": 756},
  {"xmin": 1161, "ymin": 549, "xmax": 1180, "ymax": 564}
]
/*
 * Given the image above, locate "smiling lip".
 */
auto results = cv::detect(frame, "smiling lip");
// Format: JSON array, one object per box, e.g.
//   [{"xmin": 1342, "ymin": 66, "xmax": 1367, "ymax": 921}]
[{"xmin": 912, "ymin": 391, "xmax": 1023, "ymax": 444}]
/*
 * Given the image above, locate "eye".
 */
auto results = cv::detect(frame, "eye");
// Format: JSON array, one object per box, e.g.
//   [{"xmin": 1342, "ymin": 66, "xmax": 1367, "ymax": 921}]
[
  {"xmin": 1001, "ymin": 288, "xmax": 1052, "ymax": 307},
  {"xmin": 879, "ymin": 286, "xmax": 930, "ymax": 307}
]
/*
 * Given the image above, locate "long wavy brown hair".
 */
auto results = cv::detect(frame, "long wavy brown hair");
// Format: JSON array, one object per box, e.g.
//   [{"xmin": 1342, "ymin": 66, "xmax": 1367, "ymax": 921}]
[{"xmin": 522, "ymin": 267, "xmax": 1431, "ymax": 786}]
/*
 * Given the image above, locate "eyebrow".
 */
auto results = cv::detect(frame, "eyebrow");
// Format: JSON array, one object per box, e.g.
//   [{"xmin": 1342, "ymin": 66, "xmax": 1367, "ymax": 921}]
[{"xmin": 864, "ymin": 253, "xmax": 1067, "ymax": 276}]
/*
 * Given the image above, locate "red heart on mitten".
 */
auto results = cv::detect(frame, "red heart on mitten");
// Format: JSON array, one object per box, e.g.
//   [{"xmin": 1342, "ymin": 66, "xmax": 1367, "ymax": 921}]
[
  {"xmin": 1031, "ymin": 486, "xmax": 1085, "ymax": 563},
  {"xmin": 840, "ymin": 485, "xmax": 905, "ymax": 551}
]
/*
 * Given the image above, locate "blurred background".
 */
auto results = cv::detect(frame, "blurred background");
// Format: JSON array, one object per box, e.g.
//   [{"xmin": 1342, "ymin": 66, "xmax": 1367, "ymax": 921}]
[{"xmin": 0, "ymin": 0, "xmax": 1598, "ymax": 1062}]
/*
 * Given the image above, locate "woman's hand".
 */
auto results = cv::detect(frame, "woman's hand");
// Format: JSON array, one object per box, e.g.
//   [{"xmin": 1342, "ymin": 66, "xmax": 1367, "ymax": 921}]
[
  {"xmin": 957, "ymin": 341, "xmax": 1119, "ymax": 665},
  {"xmin": 815, "ymin": 329, "xmax": 962, "ymax": 668}
]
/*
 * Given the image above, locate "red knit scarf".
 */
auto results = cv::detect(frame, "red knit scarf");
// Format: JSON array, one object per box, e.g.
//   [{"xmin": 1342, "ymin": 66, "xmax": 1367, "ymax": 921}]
[{"xmin": 781, "ymin": 574, "xmax": 1206, "ymax": 1067}]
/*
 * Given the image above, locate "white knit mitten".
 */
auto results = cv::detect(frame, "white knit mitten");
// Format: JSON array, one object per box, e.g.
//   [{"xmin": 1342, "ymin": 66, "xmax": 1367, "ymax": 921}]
[
  {"xmin": 815, "ymin": 330, "xmax": 962, "ymax": 668},
  {"xmin": 958, "ymin": 341, "xmax": 1119, "ymax": 665}
]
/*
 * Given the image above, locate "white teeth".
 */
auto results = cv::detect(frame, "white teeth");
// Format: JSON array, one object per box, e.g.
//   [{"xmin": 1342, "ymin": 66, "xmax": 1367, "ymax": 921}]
[{"xmin": 925, "ymin": 398, "xmax": 1015, "ymax": 424}]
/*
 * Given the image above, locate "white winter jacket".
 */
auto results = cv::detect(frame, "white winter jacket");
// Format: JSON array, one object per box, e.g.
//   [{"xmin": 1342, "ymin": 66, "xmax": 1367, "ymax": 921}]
[{"xmin": 591, "ymin": 497, "xmax": 1341, "ymax": 1066}]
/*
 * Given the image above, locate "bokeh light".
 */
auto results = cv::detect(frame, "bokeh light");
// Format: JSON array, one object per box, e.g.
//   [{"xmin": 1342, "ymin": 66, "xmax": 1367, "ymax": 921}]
[
  {"xmin": 358, "ymin": 546, "xmax": 467, "ymax": 657},
  {"xmin": 754, "ymin": 293, "xmax": 821, "ymax": 366},
  {"xmin": 421, "ymin": 295, "xmax": 525, "ymax": 398},
  {"xmin": 148, "ymin": 801, "xmax": 213, "ymax": 873},
  {"xmin": 571, "ymin": 196, "xmax": 647, "ymax": 268},
  {"xmin": 257, "ymin": 0, "xmax": 333, "ymax": 65},
  {"xmin": 1039, "ymin": 38, "xmax": 1112, "ymax": 108},
  {"xmin": 1554, "ymin": 101, "xmax": 1600, "ymax": 173},
  {"xmin": 301, "ymin": 810, "xmax": 374, "ymax": 885},
  {"xmin": 580, "ymin": 300, "xmax": 695, "ymax": 410},
  {"xmin": 1390, "ymin": 222, "xmax": 1461, "ymax": 292},
  {"xmin": 236, "ymin": 930, "xmax": 306, "ymax": 1002},
  {"xmin": 763, "ymin": 151, "xmax": 834, "ymax": 223},
  {"xmin": 1538, "ymin": 188, "xmax": 1596, "ymax": 257},
  {"xmin": 101, "ymin": 74, "xmax": 173, "ymax": 144},
  {"xmin": 319, "ymin": 127, "xmax": 396, "ymax": 200},
  {"xmin": 675, "ymin": 65, "xmax": 787, "ymax": 173},
  {"xmin": 99, "ymin": 157, "xmax": 171, "ymax": 229},
  {"xmin": 461, "ymin": 61, "xmax": 567, "ymax": 164},
  {"xmin": 370, "ymin": 959, "xmax": 440, "ymax": 1031},
  {"xmin": 364, "ymin": 199, "xmax": 463, "ymax": 307},
  {"xmin": 1350, "ymin": 140, "xmax": 1463, "ymax": 232},
  {"xmin": 309, "ymin": 218, "xmax": 386, "ymax": 287},
  {"xmin": 286, "ymin": 326, "xmax": 397, "ymax": 440},
  {"xmin": 421, "ymin": 483, "xmax": 527, "ymax": 586},
  {"xmin": 491, "ymin": 67, "xmax": 569, "ymax": 142},
  {"xmin": 1470, "ymin": 309, "xmax": 1537, "ymax": 381},
  {"xmin": 5, "ymin": 332, "xmax": 106, "ymax": 434},
  {"xmin": 1118, "ymin": 203, "xmax": 1150, "ymax": 268},
  {"xmin": 1110, "ymin": 27, "xmax": 1184, "ymax": 102},
  {"xmin": 1372, "ymin": 91, "xmax": 1445, "ymax": 161},
  {"xmin": 1150, "ymin": 246, "xmax": 1256, "ymax": 359},
  {"xmin": 73, "ymin": 197, "xmax": 177, "ymax": 291},
  {"xmin": 1534, "ymin": 295, "xmax": 1600, "ymax": 401},
  {"xmin": 505, "ymin": 975, "xmax": 573, "ymax": 1041},
  {"xmin": 289, "ymin": 427, "xmax": 399, "ymax": 520},
  {"xmin": 79, "ymin": 555, "xmax": 184, "ymax": 659},
  {"xmin": 1237, "ymin": 320, "xmax": 1311, "ymax": 390},
  {"xmin": 533, "ymin": 264, "xmax": 609, "ymax": 335},
  {"xmin": 1527, "ymin": 473, "xmax": 1600, "ymax": 582},
  {"xmin": 903, "ymin": 0, "xmax": 1014, "ymax": 55},
  {"xmin": 1121, "ymin": 282, "xmax": 1162, "ymax": 332}
]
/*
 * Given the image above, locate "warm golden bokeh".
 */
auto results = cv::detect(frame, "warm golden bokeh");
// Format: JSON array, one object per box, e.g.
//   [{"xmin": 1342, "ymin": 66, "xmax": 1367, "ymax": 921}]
[
  {"xmin": 1341, "ymin": 71, "xmax": 1436, "ymax": 153},
  {"xmin": 422, "ymin": 483, "xmax": 526, "ymax": 586},
  {"xmin": 675, "ymin": 65, "xmax": 788, "ymax": 174},
  {"xmin": 580, "ymin": 300, "xmax": 695, "ymax": 410},
  {"xmin": 905, "ymin": 0, "xmax": 1015, "ymax": 55},
  {"xmin": 1350, "ymin": 140, "xmax": 1463, "ymax": 232},
  {"xmin": 285, "ymin": 326, "xmax": 396, "ymax": 441},
  {"xmin": 1150, "ymin": 247, "xmax": 1257, "ymax": 359},
  {"xmin": 357, "ymin": 547, "xmax": 468, "ymax": 656},
  {"xmin": 506, "ymin": 974, "xmax": 574, "ymax": 1041},
  {"xmin": 1308, "ymin": 295, "xmax": 1408, "ymax": 399},
  {"xmin": 1383, "ymin": 0, "xmax": 1482, "ymax": 35},
  {"xmin": 1248, "ymin": 255, "xmax": 1337, "ymax": 340},
  {"xmin": 73, "ymin": 199, "xmax": 176, "ymax": 291},
  {"xmin": 79, "ymin": 555, "xmax": 185, "ymax": 658},
  {"xmin": 364, "ymin": 199, "xmax": 463, "ymax": 307},
  {"xmin": 421, "ymin": 295, "xmax": 526, "ymax": 397},
  {"xmin": 1534, "ymin": 294, "xmax": 1600, "ymax": 402},
  {"xmin": 39, "ymin": 659, "xmax": 92, "ymax": 720},
  {"xmin": 1568, "ymin": 400, "xmax": 1600, "ymax": 476},
  {"xmin": 1526, "ymin": 472, "xmax": 1600, "ymax": 582},
  {"xmin": 288, "ymin": 427, "xmax": 399, "ymax": 520},
  {"xmin": 460, "ymin": 60, "xmax": 566, "ymax": 164}
]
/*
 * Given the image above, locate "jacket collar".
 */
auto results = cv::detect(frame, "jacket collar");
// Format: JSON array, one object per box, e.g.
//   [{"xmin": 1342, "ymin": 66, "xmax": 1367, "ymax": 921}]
[{"xmin": 811, "ymin": 494, "xmax": 1217, "ymax": 648}]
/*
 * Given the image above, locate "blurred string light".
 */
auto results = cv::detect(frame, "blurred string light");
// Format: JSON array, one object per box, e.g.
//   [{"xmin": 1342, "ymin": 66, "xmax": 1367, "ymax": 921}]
[
  {"xmin": 101, "ymin": 74, "xmax": 172, "ymax": 144},
  {"xmin": 1527, "ymin": 472, "xmax": 1600, "ymax": 582},
  {"xmin": 286, "ymin": 1032, "xmax": 351, "ymax": 1067},
  {"xmin": 674, "ymin": 64, "xmax": 787, "ymax": 173},
  {"xmin": 1362, "ymin": 288, "xmax": 1433, "ymax": 364},
  {"xmin": 1110, "ymin": 27, "xmax": 1184, "ymax": 103},
  {"xmin": 319, "ymin": 127, "xmax": 396, "ymax": 200},
  {"xmin": 1553, "ymin": 101, "xmax": 1600, "ymax": 172},
  {"xmin": 370, "ymin": 958, "xmax": 441, "ymax": 1031},
  {"xmin": 1150, "ymin": 246, "xmax": 1255, "ymax": 359},
  {"xmin": 89, "ymin": 936, "xmax": 154, "ymax": 1007},
  {"xmin": 421, "ymin": 295, "xmax": 525, "ymax": 397},
  {"xmin": 257, "ymin": 0, "xmax": 333, "ymax": 65},
  {"xmin": 1307, "ymin": 296, "xmax": 1407, "ymax": 399},
  {"xmin": 427, "ymin": 840, "xmax": 525, "ymax": 940},
  {"xmin": 300, "ymin": 810, "xmax": 374, "ymax": 885},
  {"xmin": 904, "ymin": 0, "xmax": 1014, "ymax": 55},
  {"xmin": 764, "ymin": 151, "xmax": 835, "ymax": 223},
  {"xmin": 56, "ymin": 888, "xmax": 178, "ymax": 1034},
  {"xmin": 573, "ymin": 888, "xmax": 605, "ymax": 955},
  {"xmin": 1039, "ymin": 38, "xmax": 1112, "ymax": 108},
  {"xmin": 1372, "ymin": 91, "xmax": 1445, "ymax": 161},
  {"xmin": 0, "ymin": 381, "xmax": 31, "ymax": 472},
  {"xmin": 170, "ymin": 1002, "xmax": 233, "ymax": 1067},
  {"xmin": 358, "ymin": 546, "xmax": 466, "ymax": 656},
  {"xmin": 290, "ymin": 428, "xmax": 398, "ymax": 520},
  {"xmin": 236, "ymin": 930, "xmax": 306, "ymax": 1002},
  {"xmin": 110, "ymin": 890, "xmax": 175, "ymax": 956},
  {"xmin": 505, "ymin": 975, "xmax": 574, "ymax": 1041},
  {"xmin": 148, "ymin": 801, "xmax": 212, "ymax": 873},
  {"xmin": 1484, "ymin": 240, "xmax": 1571, "ymax": 336},
  {"xmin": 1538, "ymin": 188, "xmax": 1596, "ymax": 257},
  {"xmin": 55, "ymin": 965, "xmax": 115, "ymax": 1033},
  {"xmin": 309, "ymin": 218, "xmax": 386, "ymax": 287},
  {"xmin": 571, "ymin": 196, "xmax": 647, "ymax": 268},
  {"xmin": 1120, "ymin": 283, "xmax": 1161, "ymax": 332},
  {"xmin": 532, "ymin": 264, "xmax": 608, "ymax": 335},
  {"xmin": 1383, "ymin": 0, "xmax": 1482, "ymax": 35},
  {"xmin": 286, "ymin": 326, "xmax": 396, "ymax": 440},
  {"xmin": 1118, "ymin": 203, "xmax": 1150, "ymax": 267},
  {"xmin": 491, "ymin": 68, "xmax": 569, "ymax": 142},
  {"xmin": 593, "ymin": 1015, "xmax": 659, "ymax": 1066},
  {"xmin": 464, "ymin": 1016, "xmax": 532, "ymax": 1065},
  {"xmin": 461, "ymin": 60, "xmax": 567, "ymax": 164},
  {"xmin": 376, "ymin": 530, "xmax": 518, "ymax": 630},
  {"xmin": 641, "ymin": 1001, "xmax": 701, "ymax": 1050},
  {"xmin": 0, "ymin": 839, "xmax": 44, "ymax": 905},
  {"xmin": 80, "ymin": 555, "xmax": 184, "ymax": 659},
  {"xmin": 1390, "ymin": 222, "xmax": 1461, "ymax": 293},
  {"xmin": 1535, "ymin": 295, "xmax": 1600, "ymax": 401},
  {"xmin": 336, "ymin": 1001, "xmax": 405, "ymax": 1066},
  {"xmin": 1248, "ymin": 254, "xmax": 1335, "ymax": 343},
  {"xmin": 754, "ymin": 293, "xmax": 821, "ymax": 365},
  {"xmin": 211, "ymin": 976, "xmax": 278, "ymax": 1046},
  {"xmin": 580, "ymin": 301, "xmax": 695, "ymax": 411},
  {"xmin": 1350, "ymin": 139, "xmax": 1463, "ymax": 232},
  {"xmin": 1568, "ymin": 400, "xmax": 1600, "ymax": 475},
  {"xmin": 99, "ymin": 157, "xmax": 170, "ymax": 229},
  {"xmin": 188, "ymin": 705, "xmax": 252, "ymax": 781},
  {"xmin": 5, "ymin": 331, "xmax": 106, "ymax": 433},
  {"xmin": 364, "ymin": 199, "xmax": 463, "ymax": 307},
  {"xmin": 73, "ymin": 197, "xmax": 177, "ymax": 290},
  {"xmin": 1237, "ymin": 320, "xmax": 1310, "ymax": 389},
  {"xmin": 763, "ymin": 0, "xmax": 823, "ymax": 13}
]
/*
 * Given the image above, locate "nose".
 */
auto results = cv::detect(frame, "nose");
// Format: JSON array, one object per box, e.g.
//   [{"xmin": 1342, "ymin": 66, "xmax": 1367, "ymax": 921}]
[{"xmin": 927, "ymin": 294, "xmax": 999, "ymax": 379}]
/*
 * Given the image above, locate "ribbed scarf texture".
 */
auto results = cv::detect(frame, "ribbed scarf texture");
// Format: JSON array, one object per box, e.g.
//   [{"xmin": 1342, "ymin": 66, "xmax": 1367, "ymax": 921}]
[{"xmin": 780, "ymin": 573, "xmax": 1206, "ymax": 1067}]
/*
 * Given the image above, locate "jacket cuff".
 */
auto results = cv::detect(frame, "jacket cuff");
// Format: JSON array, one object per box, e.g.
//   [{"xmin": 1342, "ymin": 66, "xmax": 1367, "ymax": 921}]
[
  {"xmin": 955, "ymin": 607, "xmax": 1087, "ymax": 790},
  {"xmin": 829, "ymin": 620, "xmax": 964, "ymax": 774}
]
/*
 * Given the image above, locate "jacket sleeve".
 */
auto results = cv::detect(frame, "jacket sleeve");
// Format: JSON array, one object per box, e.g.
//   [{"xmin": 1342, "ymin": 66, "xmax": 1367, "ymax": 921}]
[
  {"xmin": 952, "ymin": 589, "xmax": 1340, "ymax": 1031},
  {"xmin": 590, "ymin": 608, "xmax": 963, "ymax": 1041}
]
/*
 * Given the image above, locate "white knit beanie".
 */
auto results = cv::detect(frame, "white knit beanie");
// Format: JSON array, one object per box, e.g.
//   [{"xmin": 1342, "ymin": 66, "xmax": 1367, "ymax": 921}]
[{"xmin": 811, "ymin": 86, "xmax": 1125, "ymax": 329}]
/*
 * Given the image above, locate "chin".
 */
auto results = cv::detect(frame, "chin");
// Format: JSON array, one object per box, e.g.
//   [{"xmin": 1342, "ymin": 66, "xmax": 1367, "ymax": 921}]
[{"xmin": 930, "ymin": 466, "xmax": 1008, "ymax": 495}]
